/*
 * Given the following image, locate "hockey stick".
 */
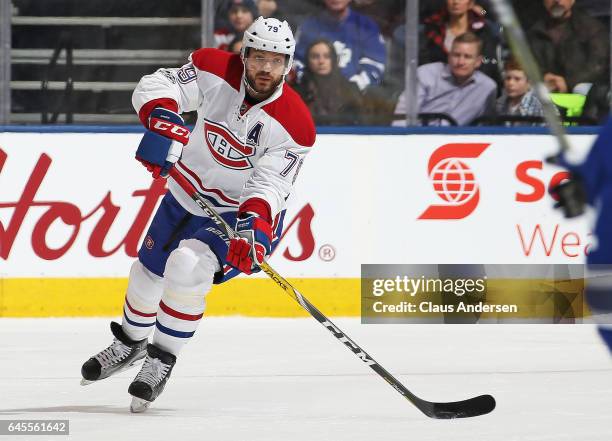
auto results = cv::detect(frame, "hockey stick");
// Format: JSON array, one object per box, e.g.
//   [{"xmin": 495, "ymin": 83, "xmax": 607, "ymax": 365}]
[
  {"xmin": 488, "ymin": 0, "xmax": 571, "ymax": 159},
  {"xmin": 489, "ymin": 0, "xmax": 588, "ymax": 217},
  {"xmin": 168, "ymin": 167, "xmax": 496, "ymax": 419}
]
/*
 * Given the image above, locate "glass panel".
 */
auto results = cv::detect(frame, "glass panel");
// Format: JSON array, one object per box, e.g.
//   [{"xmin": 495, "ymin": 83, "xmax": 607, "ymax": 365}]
[
  {"xmin": 291, "ymin": 0, "xmax": 406, "ymax": 126},
  {"xmin": 10, "ymin": 0, "xmax": 202, "ymax": 124},
  {"xmin": 496, "ymin": 0, "xmax": 610, "ymax": 126},
  {"xmin": 409, "ymin": 0, "xmax": 505, "ymax": 126},
  {"xmin": 212, "ymin": 0, "xmax": 405, "ymax": 126},
  {"xmin": 7, "ymin": 1, "xmax": 610, "ymax": 127},
  {"xmin": 409, "ymin": 0, "xmax": 611, "ymax": 127}
]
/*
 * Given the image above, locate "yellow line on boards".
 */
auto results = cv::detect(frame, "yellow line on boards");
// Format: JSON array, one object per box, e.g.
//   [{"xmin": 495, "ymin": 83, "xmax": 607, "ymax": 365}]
[{"xmin": 0, "ymin": 278, "xmax": 360, "ymax": 318}]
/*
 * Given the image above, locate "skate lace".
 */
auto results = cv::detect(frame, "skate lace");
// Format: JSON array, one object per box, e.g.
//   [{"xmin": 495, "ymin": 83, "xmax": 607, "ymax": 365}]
[
  {"xmin": 135, "ymin": 356, "xmax": 170, "ymax": 387},
  {"xmin": 95, "ymin": 339, "xmax": 131, "ymax": 368}
]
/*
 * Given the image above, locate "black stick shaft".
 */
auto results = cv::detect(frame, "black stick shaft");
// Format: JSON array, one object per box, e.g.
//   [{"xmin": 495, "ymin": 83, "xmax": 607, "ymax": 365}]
[{"xmin": 167, "ymin": 167, "xmax": 495, "ymax": 419}]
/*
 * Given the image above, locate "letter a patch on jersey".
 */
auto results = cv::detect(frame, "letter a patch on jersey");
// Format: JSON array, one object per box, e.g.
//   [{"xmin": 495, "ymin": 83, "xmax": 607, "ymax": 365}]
[
  {"xmin": 247, "ymin": 122, "xmax": 263, "ymax": 146},
  {"xmin": 204, "ymin": 120, "xmax": 255, "ymax": 170}
]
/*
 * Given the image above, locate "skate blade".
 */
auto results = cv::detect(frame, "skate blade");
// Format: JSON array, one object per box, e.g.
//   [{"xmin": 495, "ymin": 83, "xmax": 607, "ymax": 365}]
[
  {"xmin": 130, "ymin": 397, "xmax": 152, "ymax": 413},
  {"xmin": 80, "ymin": 378, "xmax": 95, "ymax": 386}
]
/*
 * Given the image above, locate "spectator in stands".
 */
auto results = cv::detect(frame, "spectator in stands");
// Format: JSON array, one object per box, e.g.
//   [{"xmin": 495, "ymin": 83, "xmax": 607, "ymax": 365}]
[
  {"xmin": 510, "ymin": 0, "xmax": 547, "ymax": 30},
  {"xmin": 392, "ymin": 32, "xmax": 497, "ymax": 126},
  {"xmin": 214, "ymin": 0, "xmax": 258, "ymax": 51},
  {"xmin": 256, "ymin": 0, "xmax": 288, "ymax": 21},
  {"xmin": 295, "ymin": 39, "xmax": 363, "ymax": 125},
  {"xmin": 583, "ymin": 83, "xmax": 611, "ymax": 124},
  {"xmin": 273, "ymin": 0, "xmax": 322, "ymax": 29},
  {"xmin": 294, "ymin": 0, "xmax": 386, "ymax": 92},
  {"xmin": 576, "ymin": 0, "xmax": 610, "ymax": 21},
  {"xmin": 496, "ymin": 58, "xmax": 545, "ymax": 125},
  {"xmin": 420, "ymin": 0, "xmax": 490, "ymax": 18},
  {"xmin": 528, "ymin": 0, "xmax": 609, "ymax": 94},
  {"xmin": 351, "ymin": 0, "xmax": 405, "ymax": 37},
  {"xmin": 257, "ymin": 0, "xmax": 278, "ymax": 17},
  {"xmin": 227, "ymin": 34, "xmax": 244, "ymax": 54},
  {"xmin": 419, "ymin": 0, "xmax": 502, "ymax": 85}
]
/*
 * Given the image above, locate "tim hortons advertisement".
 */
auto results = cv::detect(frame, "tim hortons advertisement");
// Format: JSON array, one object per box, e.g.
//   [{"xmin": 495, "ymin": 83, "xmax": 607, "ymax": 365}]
[
  {"xmin": 0, "ymin": 132, "xmax": 596, "ymax": 280},
  {"xmin": 0, "ymin": 133, "xmax": 352, "ymax": 278}
]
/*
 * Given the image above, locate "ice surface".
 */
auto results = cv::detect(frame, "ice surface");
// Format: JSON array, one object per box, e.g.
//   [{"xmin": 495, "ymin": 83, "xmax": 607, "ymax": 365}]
[{"xmin": 1, "ymin": 317, "xmax": 611, "ymax": 441}]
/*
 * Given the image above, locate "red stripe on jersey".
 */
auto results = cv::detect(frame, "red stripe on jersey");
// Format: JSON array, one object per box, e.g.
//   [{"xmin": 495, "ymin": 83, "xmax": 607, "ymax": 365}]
[
  {"xmin": 239, "ymin": 197, "xmax": 272, "ymax": 224},
  {"xmin": 137, "ymin": 98, "xmax": 179, "ymax": 127},
  {"xmin": 125, "ymin": 298, "xmax": 157, "ymax": 318},
  {"xmin": 159, "ymin": 301, "xmax": 204, "ymax": 321},
  {"xmin": 190, "ymin": 48, "xmax": 243, "ymax": 92},
  {"xmin": 272, "ymin": 212, "xmax": 281, "ymax": 239},
  {"xmin": 176, "ymin": 161, "xmax": 240, "ymax": 205},
  {"xmin": 262, "ymin": 84, "xmax": 316, "ymax": 148}
]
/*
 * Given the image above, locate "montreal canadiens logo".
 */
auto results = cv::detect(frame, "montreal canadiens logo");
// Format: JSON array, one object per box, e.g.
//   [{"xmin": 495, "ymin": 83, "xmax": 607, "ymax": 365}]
[
  {"xmin": 204, "ymin": 120, "xmax": 255, "ymax": 170},
  {"xmin": 144, "ymin": 235, "xmax": 154, "ymax": 250}
]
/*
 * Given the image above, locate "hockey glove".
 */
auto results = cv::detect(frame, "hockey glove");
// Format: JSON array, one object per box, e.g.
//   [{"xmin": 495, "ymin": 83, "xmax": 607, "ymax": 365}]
[
  {"xmin": 136, "ymin": 108, "xmax": 190, "ymax": 178},
  {"xmin": 226, "ymin": 215, "xmax": 273, "ymax": 275},
  {"xmin": 549, "ymin": 173, "xmax": 587, "ymax": 218}
]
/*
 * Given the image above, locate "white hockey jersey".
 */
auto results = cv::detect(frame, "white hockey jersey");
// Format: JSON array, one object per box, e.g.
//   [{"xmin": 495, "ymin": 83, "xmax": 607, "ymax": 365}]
[{"xmin": 132, "ymin": 48, "xmax": 316, "ymax": 225}]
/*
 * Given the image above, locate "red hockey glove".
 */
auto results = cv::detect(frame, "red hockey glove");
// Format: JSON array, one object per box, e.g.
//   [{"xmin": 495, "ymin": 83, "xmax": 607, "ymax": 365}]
[{"xmin": 226, "ymin": 215, "xmax": 273, "ymax": 275}]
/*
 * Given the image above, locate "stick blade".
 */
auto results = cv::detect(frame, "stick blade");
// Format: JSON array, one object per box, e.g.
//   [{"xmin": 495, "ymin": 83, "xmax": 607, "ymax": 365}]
[{"xmin": 422, "ymin": 394, "xmax": 496, "ymax": 419}]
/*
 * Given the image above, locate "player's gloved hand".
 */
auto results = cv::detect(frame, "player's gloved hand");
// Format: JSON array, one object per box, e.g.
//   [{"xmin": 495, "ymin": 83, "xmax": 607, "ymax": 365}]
[
  {"xmin": 226, "ymin": 214, "xmax": 273, "ymax": 275},
  {"xmin": 136, "ymin": 108, "xmax": 190, "ymax": 178},
  {"xmin": 549, "ymin": 173, "xmax": 587, "ymax": 218}
]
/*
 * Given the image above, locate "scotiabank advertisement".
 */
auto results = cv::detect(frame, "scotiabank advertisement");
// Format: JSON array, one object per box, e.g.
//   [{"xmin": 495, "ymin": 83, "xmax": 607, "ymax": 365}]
[
  {"xmin": 374, "ymin": 135, "xmax": 594, "ymax": 265},
  {"xmin": 0, "ymin": 132, "xmax": 595, "ymax": 280}
]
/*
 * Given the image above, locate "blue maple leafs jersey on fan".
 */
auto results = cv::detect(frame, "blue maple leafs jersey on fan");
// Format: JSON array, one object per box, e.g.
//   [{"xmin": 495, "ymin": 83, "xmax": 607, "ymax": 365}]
[{"xmin": 294, "ymin": 8, "xmax": 386, "ymax": 90}]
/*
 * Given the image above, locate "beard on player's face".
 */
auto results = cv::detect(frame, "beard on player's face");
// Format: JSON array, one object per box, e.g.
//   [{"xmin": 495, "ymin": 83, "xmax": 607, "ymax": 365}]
[{"xmin": 246, "ymin": 69, "xmax": 283, "ymax": 95}]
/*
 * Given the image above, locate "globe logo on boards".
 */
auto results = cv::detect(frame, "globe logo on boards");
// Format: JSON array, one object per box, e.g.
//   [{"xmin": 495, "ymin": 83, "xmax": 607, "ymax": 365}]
[
  {"xmin": 419, "ymin": 143, "xmax": 490, "ymax": 220},
  {"xmin": 430, "ymin": 158, "xmax": 477, "ymax": 204}
]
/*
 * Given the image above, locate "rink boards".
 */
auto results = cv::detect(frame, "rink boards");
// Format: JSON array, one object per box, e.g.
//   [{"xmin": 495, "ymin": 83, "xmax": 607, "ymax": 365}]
[{"xmin": 0, "ymin": 130, "xmax": 596, "ymax": 317}]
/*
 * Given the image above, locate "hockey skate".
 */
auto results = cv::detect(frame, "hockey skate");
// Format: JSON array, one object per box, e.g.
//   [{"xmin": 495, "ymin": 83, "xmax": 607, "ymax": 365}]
[
  {"xmin": 80, "ymin": 321, "xmax": 147, "ymax": 385},
  {"xmin": 128, "ymin": 343, "xmax": 177, "ymax": 413}
]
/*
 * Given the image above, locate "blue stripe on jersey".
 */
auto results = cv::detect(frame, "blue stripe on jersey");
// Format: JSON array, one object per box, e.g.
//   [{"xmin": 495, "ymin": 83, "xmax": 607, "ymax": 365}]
[{"xmin": 196, "ymin": 189, "xmax": 236, "ymax": 209}]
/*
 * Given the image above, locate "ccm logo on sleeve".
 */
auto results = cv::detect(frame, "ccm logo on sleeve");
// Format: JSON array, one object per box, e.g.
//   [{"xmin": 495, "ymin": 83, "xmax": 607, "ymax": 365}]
[{"xmin": 152, "ymin": 121, "xmax": 191, "ymax": 138}]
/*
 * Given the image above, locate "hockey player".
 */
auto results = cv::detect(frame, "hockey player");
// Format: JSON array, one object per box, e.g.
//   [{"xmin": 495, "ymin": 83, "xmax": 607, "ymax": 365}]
[
  {"xmin": 80, "ymin": 17, "xmax": 315, "ymax": 412},
  {"xmin": 551, "ymin": 116, "xmax": 612, "ymax": 353}
]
